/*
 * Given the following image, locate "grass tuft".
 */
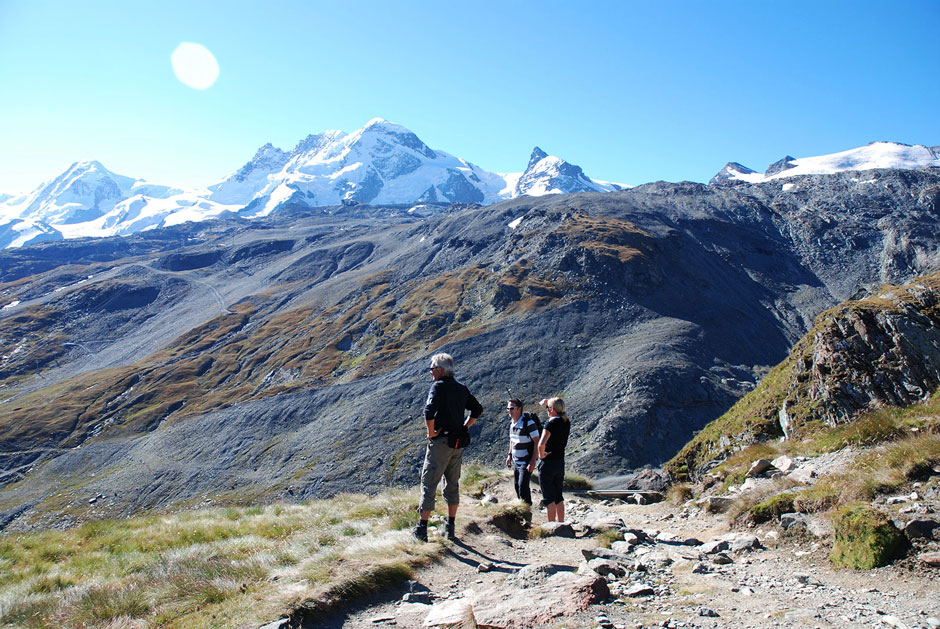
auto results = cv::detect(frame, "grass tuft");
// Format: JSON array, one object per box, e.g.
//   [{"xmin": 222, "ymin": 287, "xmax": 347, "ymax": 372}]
[
  {"xmin": 829, "ymin": 503, "xmax": 905, "ymax": 569},
  {"xmin": 666, "ymin": 483, "xmax": 693, "ymax": 505},
  {"xmin": 596, "ymin": 528, "xmax": 624, "ymax": 548},
  {"xmin": 563, "ymin": 472, "xmax": 593, "ymax": 490},
  {"xmin": 747, "ymin": 492, "xmax": 796, "ymax": 524},
  {"xmin": 30, "ymin": 574, "xmax": 76, "ymax": 594},
  {"xmin": 71, "ymin": 583, "xmax": 152, "ymax": 625}
]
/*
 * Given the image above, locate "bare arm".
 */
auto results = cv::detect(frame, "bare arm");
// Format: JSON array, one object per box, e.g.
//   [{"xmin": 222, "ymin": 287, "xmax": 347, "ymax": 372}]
[
  {"xmin": 537, "ymin": 429, "xmax": 551, "ymax": 459},
  {"xmin": 526, "ymin": 446, "xmax": 538, "ymax": 472}
]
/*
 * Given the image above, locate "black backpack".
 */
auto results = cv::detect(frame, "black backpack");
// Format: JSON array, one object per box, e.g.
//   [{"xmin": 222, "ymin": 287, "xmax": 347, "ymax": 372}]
[
  {"xmin": 522, "ymin": 411, "xmax": 542, "ymax": 436},
  {"xmin": 520, "ymin": 412, "xmax": 542, "ymax": 456}
]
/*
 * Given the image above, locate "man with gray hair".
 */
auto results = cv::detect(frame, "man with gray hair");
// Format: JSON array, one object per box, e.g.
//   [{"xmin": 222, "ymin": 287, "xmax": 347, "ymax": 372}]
[{"xmin": 413, "ymin": 352, "xmax": 482, "ymax": 542}]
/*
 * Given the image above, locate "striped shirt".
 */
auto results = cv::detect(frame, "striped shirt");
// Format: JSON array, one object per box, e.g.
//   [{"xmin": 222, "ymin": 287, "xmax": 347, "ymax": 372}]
[{"xmin": 509, "ymin": 414, "xmax": 541, "ymax": 465}]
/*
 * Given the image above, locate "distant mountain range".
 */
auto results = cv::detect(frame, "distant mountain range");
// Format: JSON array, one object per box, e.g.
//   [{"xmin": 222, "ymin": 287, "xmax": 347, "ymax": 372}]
[
  {"xmin": 710, "ymin": 141, "xmax": 940, "ymax": 185},
  {"xmin": 2, "ymin": 121, "xmax": 938, "ymax": 251},
  {"xmin": 0, "ymin": 119, "xmax": 623, "ymax": 248}
]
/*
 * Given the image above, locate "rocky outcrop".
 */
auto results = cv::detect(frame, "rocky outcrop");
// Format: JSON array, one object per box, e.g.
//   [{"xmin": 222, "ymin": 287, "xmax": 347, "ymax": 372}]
[
  {"xmin": 803, "ymin": 287, "xmax": 940, "ymax": 426},
  {"xmin": 775, "ymin": 272, "xmax": 940, "ymax": 436},
  {"xmin": 669, "ymin": 271, "xmax": 940, "ymax": 478}
]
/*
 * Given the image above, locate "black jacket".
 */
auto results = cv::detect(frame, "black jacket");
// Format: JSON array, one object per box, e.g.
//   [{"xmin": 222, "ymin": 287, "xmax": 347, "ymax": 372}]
[{"xmin": 424, "ymin": 376, "xmax": 483, "ymax": 432}]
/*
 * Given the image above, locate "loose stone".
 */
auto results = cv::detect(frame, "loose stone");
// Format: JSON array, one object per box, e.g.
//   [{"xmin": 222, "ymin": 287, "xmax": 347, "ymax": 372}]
[
  {"xmin": 711, "ymin": 552, "xmax": 733, "ymax": 565},
  {"xmin": 625, "ymin": 583, "xmax": 656, "ymax": 597}
]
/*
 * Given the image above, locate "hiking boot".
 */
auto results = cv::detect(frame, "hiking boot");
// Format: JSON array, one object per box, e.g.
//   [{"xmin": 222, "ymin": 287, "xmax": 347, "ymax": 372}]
[{"xmin": 412, "ymin": 525, "xmax": 428, "ymax": 542}]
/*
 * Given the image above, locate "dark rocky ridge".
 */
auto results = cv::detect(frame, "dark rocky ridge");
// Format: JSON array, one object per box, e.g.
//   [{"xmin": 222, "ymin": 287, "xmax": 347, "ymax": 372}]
[{"xmin": 1, "ymin": 168, "xmax": 940, "ymax": 529}]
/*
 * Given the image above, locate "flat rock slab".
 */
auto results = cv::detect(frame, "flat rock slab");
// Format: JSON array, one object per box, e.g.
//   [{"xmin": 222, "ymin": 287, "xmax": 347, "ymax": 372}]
[
  {"xmin": 582, "ymin": 547, "xmax": 632, "ymax": 564},
  {"xmin": 579, "ymin": 513, "xmax": 625, "ymax": 533},
  {"xmin": 539, "ymin": 521, "xmax": 576, "ymax": 537},
  {"xmin": 424, "ymin": 598, "xmax": 473, "ymax": 626},
  {"xmin": 700, "ymin": 539, "xmax": 730, "ymax": 554},
  {"xmin": 633, "ymin": 545, "xmax": 698, "ymax": 566},
  {"xmin": 701, "ymin": 496, "xmax": 734, "ymax": 513},
  {"xmin": 746, "ymin": 458, "xmax": 773, "ymax": 477},
  {"xmin": 625, "ymin": 583, "xmax": 655, "ymax": 597},
  {"xmin": 920, "ymin": 551, "xmax": 940, "ymax": 568},
  {"xmin": 424, "ymin": 572, "xmax": 609, "ymax": 628},
  {"xmin": 586, "ymin": 490, "xmax": 664, "ymax": 503}
]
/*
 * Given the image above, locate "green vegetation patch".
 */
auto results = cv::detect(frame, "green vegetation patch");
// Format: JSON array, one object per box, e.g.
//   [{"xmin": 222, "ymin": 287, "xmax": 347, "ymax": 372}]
[
  {"xmin": 748, "ymin": 492, "xmax": 796, "ymax": 524},
  {"xmin": 673, "ymin": 392, "xmax": 940, "ymax": 513},
  {"xmin": 801, "ymin": 410, "xmax": 907, "ymax": 454},
  {"xmin": 460, "ymin": 463, "xmax": 503, "ymax": 499},
  {"xmin": 666, "ymin": 483, "xmax": 693, "ymax": 505},
  {"xmin": 829, "ymin": 503, "xmax": 904, "ymax": 569}
]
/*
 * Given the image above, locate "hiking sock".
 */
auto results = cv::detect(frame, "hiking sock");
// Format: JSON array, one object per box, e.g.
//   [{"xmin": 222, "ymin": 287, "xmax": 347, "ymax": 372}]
[{"xmin": 445, "ymin": 517, "xmax": 456, "ymax": 540}]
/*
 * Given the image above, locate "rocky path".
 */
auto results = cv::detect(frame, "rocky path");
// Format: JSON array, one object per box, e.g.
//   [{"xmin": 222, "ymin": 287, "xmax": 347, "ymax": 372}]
[{"xmin": 308, "ymin": 486, "xmax": 939, "ymax": 629}]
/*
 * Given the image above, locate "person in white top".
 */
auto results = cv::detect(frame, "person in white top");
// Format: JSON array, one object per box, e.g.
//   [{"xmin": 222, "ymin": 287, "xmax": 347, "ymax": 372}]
[{"xmin": 504, "ymin": 398, "xmax": 540, "ymax": 505}]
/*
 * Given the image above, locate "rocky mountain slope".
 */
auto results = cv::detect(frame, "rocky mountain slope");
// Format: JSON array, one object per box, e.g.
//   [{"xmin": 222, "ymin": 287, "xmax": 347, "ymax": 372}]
[{"xmin": 1, "ymin": 166, "xmax": 940, "ymax": 529}]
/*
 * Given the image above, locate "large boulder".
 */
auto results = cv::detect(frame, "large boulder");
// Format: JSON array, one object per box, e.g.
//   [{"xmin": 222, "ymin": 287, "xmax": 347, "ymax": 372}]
[{"xmin": 424, "ymin": 566, "xmax": 609, "ymax": 628}]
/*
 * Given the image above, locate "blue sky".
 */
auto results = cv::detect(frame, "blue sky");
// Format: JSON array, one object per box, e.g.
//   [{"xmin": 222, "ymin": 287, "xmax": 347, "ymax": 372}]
[{"xmin": 0, "ymin": 0, "xmax": 938, "ymax": 194}]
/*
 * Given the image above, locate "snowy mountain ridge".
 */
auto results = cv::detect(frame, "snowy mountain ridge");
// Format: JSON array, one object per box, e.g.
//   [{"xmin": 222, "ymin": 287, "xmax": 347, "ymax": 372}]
[
  {"xmin": 2, "ymin": 127, "xmax": 939, "ymax": 249},
  {"xmin": 0, "ymin": 119, "xmax": 622, "ymax": 248},
  {"xmin": 711, "ymin": 141, "xmax": 940, "ymax": 185}
]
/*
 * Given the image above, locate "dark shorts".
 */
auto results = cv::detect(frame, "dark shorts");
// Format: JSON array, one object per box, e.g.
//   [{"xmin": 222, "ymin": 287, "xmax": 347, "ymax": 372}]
[{"xmin": 538, "ymin": 458, "xmax": 565, "ymax": 504}]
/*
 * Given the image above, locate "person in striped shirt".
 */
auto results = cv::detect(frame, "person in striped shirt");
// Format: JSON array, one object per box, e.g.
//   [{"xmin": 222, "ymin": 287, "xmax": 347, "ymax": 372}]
[{"xmin": 504, "ymin": 398, "xmax": 541, "ymax": 505}]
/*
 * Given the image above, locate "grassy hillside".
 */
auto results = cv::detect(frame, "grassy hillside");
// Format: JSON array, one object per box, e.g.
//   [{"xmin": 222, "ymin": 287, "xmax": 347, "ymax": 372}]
[
  {"xmin": 699, "ymin": 395, "xmax": 938, "ymax": 507},
  {"xmin": 0, "ymin": 489, "xmax": 436, "ymax": 628}
]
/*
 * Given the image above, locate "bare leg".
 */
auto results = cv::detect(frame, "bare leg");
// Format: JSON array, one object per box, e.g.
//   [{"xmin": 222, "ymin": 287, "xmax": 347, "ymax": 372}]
[
  {"xmin": 557, "ymin": 501, "xmax": 565, "ymax": 522},
  {"xmin": 546, "ymin": 503, "xmax": 558, "ymax": 522},
  {"xmin": 448, "ymin": 504, "xmax": 458, "ymax": 518}
]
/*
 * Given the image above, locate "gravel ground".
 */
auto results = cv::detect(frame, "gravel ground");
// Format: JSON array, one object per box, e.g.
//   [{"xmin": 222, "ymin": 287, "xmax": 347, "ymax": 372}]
[{"xmin": 309, "ymin": 483, "xmax": 940, "ymax": 629}]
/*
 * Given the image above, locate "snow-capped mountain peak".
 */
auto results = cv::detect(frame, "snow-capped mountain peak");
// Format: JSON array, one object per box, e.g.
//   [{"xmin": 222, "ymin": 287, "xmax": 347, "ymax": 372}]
[
  {"xmin": 526, "ymin": 146, "xmax": 550, "ymax": 171},
  {"xmin": 19, "ymin": 160, "xmax": 144, "ymax": 225},
  {"xmin": 204, "ymin": 121, "xmax": 626, "ymax": 216},
  {"xmin": 229, "ymin": 144, "xmax": 290, "ymax": 186},
  {"xmin": 709, "ymin": 162, "xmax": 758, "ymax": 185},
  {"xmin": 292, "ymin": 130, "xmax": 346, "ymax": 156},
  {"xmin": 1, "ymin": 119, "xmax": 625, "ymax": 247},
  {"xmin": 713, "ymin": 142, "xmax": 940, "ymax": 185},
  {"xmin": 342, "ymin": 117, "xmax": 438, "ymax": 161},
  {"xmin": 515, "ymin": 146, "xmax": 623, "ymax": 196}
]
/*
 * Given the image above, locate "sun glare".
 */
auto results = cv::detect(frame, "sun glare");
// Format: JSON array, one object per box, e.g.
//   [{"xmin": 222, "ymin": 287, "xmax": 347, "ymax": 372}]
[{"xmin": 170, "ymin": 42, "xmax": 220, "ymax": 90}]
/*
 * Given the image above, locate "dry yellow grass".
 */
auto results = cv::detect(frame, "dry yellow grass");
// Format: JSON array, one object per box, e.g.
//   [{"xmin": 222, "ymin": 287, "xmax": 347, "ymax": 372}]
[{"xmin": 0, "ymin": 489, "xmax": 439, "ymax": 628}]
